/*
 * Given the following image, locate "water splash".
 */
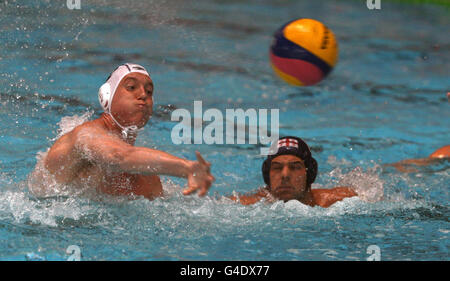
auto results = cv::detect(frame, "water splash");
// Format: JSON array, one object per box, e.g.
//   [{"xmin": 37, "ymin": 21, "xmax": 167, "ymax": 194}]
[
  {"xmin": 19, "ymin": 156, "xmax": 434, "ymax": 229},
  {"xmin": 0, "ymin": 188, "xmax": 91, "ymax": 227},
  {"xmin": 337, "ymin": 165, "xmax": 385, "ymax": 202},
  {"xmin": 27, "ymin": 150, "xmax": 79, "ymax": 198},
  {"xmin": 26, "ymin": 111, "xmax": 94, "ymax": 198},
  {"xmin": 52, "ymin": 110, "xmax": 93, "ymax": 141}
]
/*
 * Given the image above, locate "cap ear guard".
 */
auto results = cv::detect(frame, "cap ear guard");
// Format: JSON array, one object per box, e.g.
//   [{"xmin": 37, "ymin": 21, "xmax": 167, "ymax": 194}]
[
  {"xmin": 308, "ymin": 157, "xmax": 318, "ymax": 184},
  {"xmin": 98, "ymin": 83, "xmax": 111, "ymax": 112},
  {"xmin": 262, "ymin": 158, "xmax": 271, "ymax": 185}
]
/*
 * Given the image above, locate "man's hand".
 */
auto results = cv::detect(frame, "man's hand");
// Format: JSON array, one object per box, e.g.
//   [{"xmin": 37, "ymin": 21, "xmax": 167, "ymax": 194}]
[{"xmin": 183, "ymin": 151, "xmax": 215, "ymax": 197}]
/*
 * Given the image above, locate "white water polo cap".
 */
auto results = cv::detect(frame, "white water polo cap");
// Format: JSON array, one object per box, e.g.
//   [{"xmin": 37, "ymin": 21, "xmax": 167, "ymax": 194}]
[
  {"xmin": 98, "ymin": 63, "xmax": 150, "ymax": 113},
  {"xmin": 98, "ymin": 63, "xmax": 151, "ymax": 138}
]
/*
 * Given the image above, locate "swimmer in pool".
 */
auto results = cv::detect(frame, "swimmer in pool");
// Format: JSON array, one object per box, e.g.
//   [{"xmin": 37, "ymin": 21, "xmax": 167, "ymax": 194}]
[
  {"xmin": 384, "ymin": 145, "xmax": 450, "ymax": 173},
  {"xmin": 229, "ymin": 136, "xmax": 357, "ymax": 208},
  {"xmin": 384, "ymin": 93, "xmax": 449, "ymax": 172},
  {"xmin": 31, "ymin": 63, "xmax": 214, "ymax": 199}
]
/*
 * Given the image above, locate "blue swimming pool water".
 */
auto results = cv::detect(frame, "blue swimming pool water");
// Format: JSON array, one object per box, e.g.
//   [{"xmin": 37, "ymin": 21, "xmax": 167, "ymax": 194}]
[{"xmin": 0, "ymin": 0, "xmax": 449, "ymax": 260}]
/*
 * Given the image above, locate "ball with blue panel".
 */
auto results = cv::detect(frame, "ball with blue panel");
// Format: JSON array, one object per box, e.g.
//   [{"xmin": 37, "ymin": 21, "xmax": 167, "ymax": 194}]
[{"xmin": 270, "ymin": 18, "xmax": 338, "ymax": 86}]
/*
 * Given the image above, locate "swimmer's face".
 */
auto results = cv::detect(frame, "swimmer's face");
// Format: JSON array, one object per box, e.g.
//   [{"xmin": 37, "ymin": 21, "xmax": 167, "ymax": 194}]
[
  {"xmin": 269, "ymin": 154, "xmax": 308, "ymax": 202},
  {"xmin": 111, "ymin": 72, "xmax": 154, "ymax": 128}
]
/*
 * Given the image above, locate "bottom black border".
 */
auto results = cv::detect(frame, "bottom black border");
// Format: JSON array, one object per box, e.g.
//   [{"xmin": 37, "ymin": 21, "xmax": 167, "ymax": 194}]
[{"xmin": 0, "ymin": 260, "xmax": 443, "ymax": 280}]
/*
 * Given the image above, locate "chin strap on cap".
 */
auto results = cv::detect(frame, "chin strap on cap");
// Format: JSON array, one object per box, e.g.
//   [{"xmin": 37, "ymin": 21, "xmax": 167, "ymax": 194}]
[
  {"xmin": 98, "ymin": 63, "xmax": 150, "ymax": 139},
  {"xmin": 108, "ymin": 113, "xmax": 143, "ymax": 139}
]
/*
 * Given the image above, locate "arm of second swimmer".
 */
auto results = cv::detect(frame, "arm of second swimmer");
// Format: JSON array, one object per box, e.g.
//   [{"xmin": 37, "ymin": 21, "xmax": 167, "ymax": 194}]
[{"xmin": 429, "ymin": 145, "xmax": 450, "ymax": 159}]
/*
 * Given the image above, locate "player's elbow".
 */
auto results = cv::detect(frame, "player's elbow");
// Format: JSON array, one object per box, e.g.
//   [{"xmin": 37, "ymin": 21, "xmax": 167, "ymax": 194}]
[{"xmin": 105, "ymin": 146, "xmax": 136, "ymax": 170}]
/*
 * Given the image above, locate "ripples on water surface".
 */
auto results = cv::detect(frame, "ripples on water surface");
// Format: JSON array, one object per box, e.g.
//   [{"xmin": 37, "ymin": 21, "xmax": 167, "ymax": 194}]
[{"xmin": 0, "ymin": 0, "xmax": 449, "ymax": 260}]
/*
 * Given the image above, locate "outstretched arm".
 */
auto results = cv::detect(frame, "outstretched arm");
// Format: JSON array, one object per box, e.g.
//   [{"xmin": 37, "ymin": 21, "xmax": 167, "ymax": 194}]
[
  {"xmin": 384, "ymin": 145, "xmax": 449, "ymax": 173},
  {"xmin": 75, "ymin": 126, "xmax": 214, "ymax": 196}
]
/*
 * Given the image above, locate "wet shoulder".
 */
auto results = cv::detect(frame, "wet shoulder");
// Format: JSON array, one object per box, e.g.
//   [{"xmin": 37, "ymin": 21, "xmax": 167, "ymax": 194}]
[
  {"xmin": 314, "ymin": 187, "xmax": 357, "ymax": 197},
  {"xmin": 71, "ymin": 119, "xmax": 113, "ymax": 145},
  {"xmin": 51, "ymin": 119, "xmax": 100, "ymax": 145},
  {"xmin": 229, "ymin": 188, "xmax": 269, "ymax": 205},
  {"xmin": 72, "ymin": 119, "xmax": 106, "ymax": 136},
  {"xmin": 311, "ymin": 187, "xmax": 357, "ymax": 208},
  {"xmin": 45, "ymin": 120, "xmax": 103, "ymax": 165}
]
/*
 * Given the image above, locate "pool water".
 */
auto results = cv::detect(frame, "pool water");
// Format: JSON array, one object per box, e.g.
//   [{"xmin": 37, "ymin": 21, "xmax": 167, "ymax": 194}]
[{"xmin": 0, "ymin": 0, "xmax": 449, "ymax": 260}]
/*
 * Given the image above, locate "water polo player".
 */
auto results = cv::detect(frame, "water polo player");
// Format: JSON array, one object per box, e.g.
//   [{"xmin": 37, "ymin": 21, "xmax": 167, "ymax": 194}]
[
  {"xmin": 31, "ymin": 63, "xmax": 214, "ymax": 199},
  {"xmin": 229, "ymin": 136, "xmax": 357, "ymax": 207}
]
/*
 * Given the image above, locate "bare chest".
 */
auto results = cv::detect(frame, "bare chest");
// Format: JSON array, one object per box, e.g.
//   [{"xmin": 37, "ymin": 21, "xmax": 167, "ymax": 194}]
[{"xmin": 76, "ymin": 164, "xmax": 163, "ymax": 199}]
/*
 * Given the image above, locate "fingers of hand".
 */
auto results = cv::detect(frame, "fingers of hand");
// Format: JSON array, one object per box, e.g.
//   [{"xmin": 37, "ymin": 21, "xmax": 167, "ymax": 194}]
[
  {"xmin": 182, "ymin": 183, "xmax": 199, "ymax": 195},
  {"xmin": 196, "ymin": 151, "xmax": 211, "ymax": 168},
  {"xmin": 195, "ymin": 151, "xmax": 212, "ymax": 174},
  {"xmin": 182, "ymin": 187, "xmax": 196, "ymax": 195},
  {"xmin": 184, "ymin": 153, "xmax": 214, "ymax": 197},
  {"xmin": 195, "ymin": 151, "xmax": 207, "ymax": 164},
  {"xmin": 198, "ymin": 188, "xmax": 208, "ymax": 197},
  {"xmin": 198, "ymin": 175, "xmax": 215, "ymax": 196}
]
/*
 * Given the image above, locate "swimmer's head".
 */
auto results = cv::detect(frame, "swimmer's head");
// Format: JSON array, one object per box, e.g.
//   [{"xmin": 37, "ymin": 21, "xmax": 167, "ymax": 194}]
[
  {"xmin": 262, "ymin": 137, "xmax": 318, "ymax": 201},
  {"xmin": 99, "ymin": 63, "xmax": 151, "ymax": 113},
  {"xmin": 98, "ymin": 63, "xmax": 152, "ymax": 138}
]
